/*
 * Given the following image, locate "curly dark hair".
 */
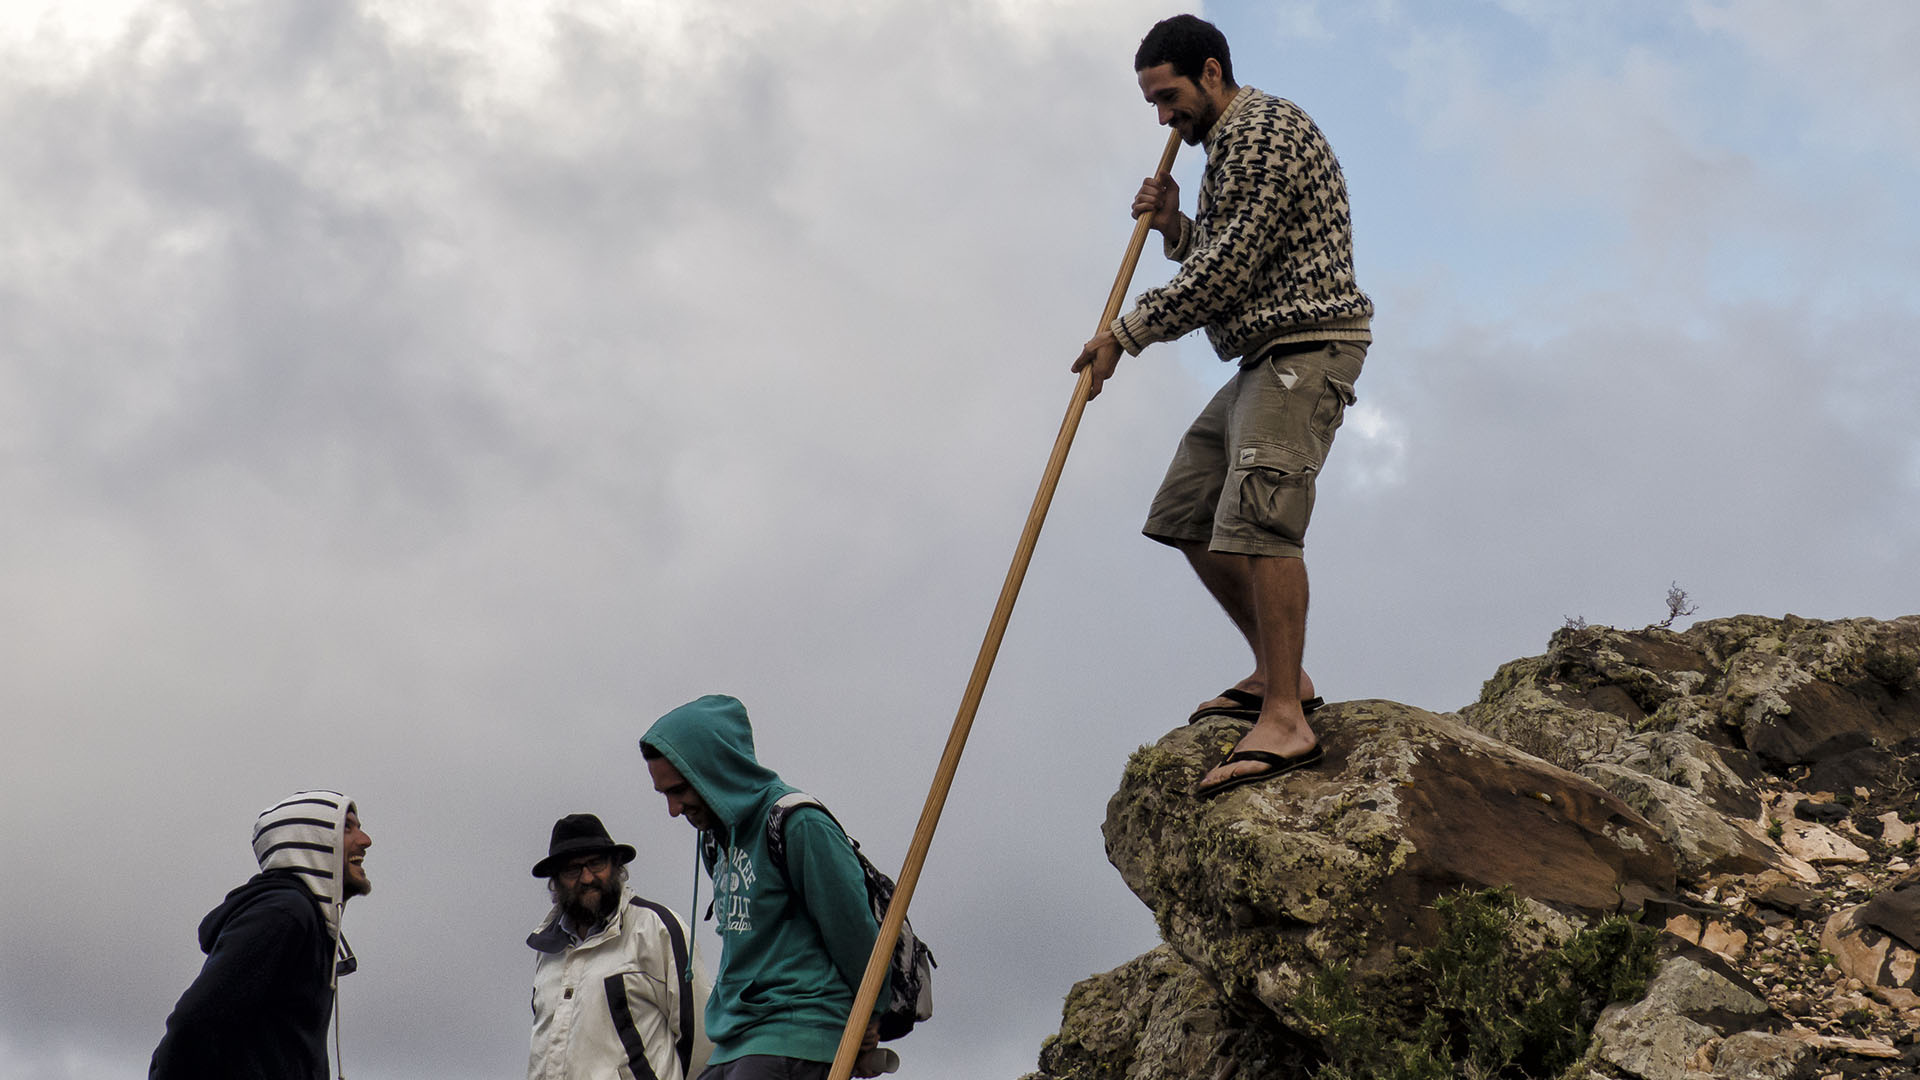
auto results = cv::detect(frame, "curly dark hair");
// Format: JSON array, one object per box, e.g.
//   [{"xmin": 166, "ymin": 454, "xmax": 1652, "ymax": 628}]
[{"xmin": 1134, "ymin": 14, "xmax": 1235, "ymax": 87}]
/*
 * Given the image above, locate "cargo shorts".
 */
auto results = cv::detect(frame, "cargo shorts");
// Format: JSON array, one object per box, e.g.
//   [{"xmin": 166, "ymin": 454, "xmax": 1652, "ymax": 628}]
[{"xmin": 1142, "ymin": 340, "xmax": 1365, "ymax": 558}]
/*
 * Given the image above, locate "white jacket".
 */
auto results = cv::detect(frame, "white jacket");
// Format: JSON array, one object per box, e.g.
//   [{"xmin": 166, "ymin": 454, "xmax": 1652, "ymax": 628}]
[{"xmin": 528, "ymin": 886, "xmax": 713, "ymax": 1080}]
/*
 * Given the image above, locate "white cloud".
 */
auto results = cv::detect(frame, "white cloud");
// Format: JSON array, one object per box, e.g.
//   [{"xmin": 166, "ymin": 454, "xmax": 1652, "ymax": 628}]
[
  {"xmin": 1691, "ymin": 0, "xmax": 1920, "ymax": 159},
  {"xmin": 0, "ymin": 0, "xmax": 164, "ymax": 81},
  {"xmin": 1338, "ymin": 401, "xmax": 1409, "ymax": 491}
]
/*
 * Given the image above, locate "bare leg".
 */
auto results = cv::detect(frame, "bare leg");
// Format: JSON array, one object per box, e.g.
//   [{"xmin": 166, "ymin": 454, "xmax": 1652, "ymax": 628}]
[
  {"xmin": 1178, "ymin": 541, "xmax": 1316, "ymax": 711},
  {"xmin": 1198, "ymin": 555, "xmax": 1318, "ymax": 789}
]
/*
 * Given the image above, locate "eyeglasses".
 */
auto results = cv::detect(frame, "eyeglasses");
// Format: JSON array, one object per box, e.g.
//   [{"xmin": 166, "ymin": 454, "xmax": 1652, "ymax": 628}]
[{"xmin": 555, "ymin": 853, "xmax": 613, "ymax": 883}]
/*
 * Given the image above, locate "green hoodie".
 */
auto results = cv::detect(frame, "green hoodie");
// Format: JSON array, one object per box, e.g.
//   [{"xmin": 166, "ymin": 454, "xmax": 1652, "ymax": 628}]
[{"xmin": 643, "ymin": 695, "xmax": 881, "ymax": 1065}]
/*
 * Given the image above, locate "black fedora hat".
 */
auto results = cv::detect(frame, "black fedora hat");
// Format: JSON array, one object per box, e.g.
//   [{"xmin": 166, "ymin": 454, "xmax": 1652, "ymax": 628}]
[{"xmin": 531, "ymin": 813, "xmax": 638, "ymax": 878}]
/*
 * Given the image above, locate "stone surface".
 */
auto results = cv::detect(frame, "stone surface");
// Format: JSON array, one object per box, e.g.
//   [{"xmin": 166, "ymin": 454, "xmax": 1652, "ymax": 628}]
[
  {"xmin": 1619, "ymin": 731, "xmax": 1763, "ymax": 819},
  {"xmin": 1668, "ymin": 913, "xmax": 1704, "ymax": 944},
  {"xmin": 1785, "ymin": 1030, "xmax": 1903, "ymax": 1058},
  {"xmin": 1877, "ymin": 813, "xmax": 1917, "ymax": 849},
  {"xmin": 1023, "ymin": 946, "xmax": 1246, "ymax": 1080},
  {"xmin": 1466, "ymin": 615, "xmax": 1920, "ymax": 798},
  {"xmin": 1462, "ymin": 624, "xmax": 1755, "ymax": 812},
  {"xmin": 1711, "ymin": 617, "xmax": 1920, "ymax": 769},
  {"xmin": 1021, "ymin": 945, "xmax": 1327, "ymax": 1080},
  {"xmin": 1710, "ymin": 1030, "xmax": 1815, "ymax": 1080},
  {"xmin": 1598, "ymin": 1010, "xmax": 1721, "ymax": 1080},
  {"xmin": 1766, "ymin": 795, "xmax": 1872, "ymax": 866},
  {"xmin": 1754, "ymin": 880, "xmax": 1824, "ymax": 918},
  {"xmin": 1794, "ymin": 800, "xmax": 1851, "ymax": 827},
  {"xmin": 1590, "ymin": 954, "xmax": 1772, "ymax": 1080},
  {"xmin": 1780, "ymin": 825, "xmax": 1869, "ymax": 865},
  {"xmin": 1700, "ymin": 921, "xmax": 1749, "ymax": 962},
  {"xmin": 1856, "ymin": 868, "xmax": 1920, "ymax": 951},
  {"xmin": 1584, "ymin": 761, "xmax": 1785, "ymax": 880},
  {"xmin": 1823, "ymin": 893, "xmax": 1920, "ymax": 1009},
  {"xmin": 1805, "ymin": 747, "xmax": 1896, "ymax": 799},
  {"xmin": 1102, "ymin": 700, "xmax": 1674, "ymax": 1023}
]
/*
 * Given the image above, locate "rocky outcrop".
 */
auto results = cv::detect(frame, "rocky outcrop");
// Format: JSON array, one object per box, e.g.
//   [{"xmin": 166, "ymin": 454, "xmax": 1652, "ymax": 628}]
[
  {"xmin": 1025, "ymin": 615, "xmax": 1920, "ymax": 1080},
  {"xmin": 1463, "ymin": 615, "xmax": 1920, "ymax": 819},
  {"xmin": 1103, "ymin": 700, "xmax": 1671, "ymax": 1027},
  {"xmin": 1028, "ymin": 946, "xmax": 1307, "ymax": 1080}
]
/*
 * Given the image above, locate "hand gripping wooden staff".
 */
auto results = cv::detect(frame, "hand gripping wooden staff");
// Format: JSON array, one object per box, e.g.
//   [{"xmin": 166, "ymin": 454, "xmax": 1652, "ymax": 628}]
[{"xmin": 826, "ymin": 127, "xmax": 1184, "ymax": 1080}]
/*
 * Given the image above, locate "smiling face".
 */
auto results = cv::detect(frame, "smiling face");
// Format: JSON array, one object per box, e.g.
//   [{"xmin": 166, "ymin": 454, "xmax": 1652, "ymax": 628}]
[
  {"xmin": 1138, "ymin": 58, "xmax": 1230, "ymax": 145},
  {"xmin": 647, "ymin": 756, "xmax": 718, "ymax": 832},
  {"xmin": 341, "ymin": 809, "xmax": 372, "ymax": 898}
]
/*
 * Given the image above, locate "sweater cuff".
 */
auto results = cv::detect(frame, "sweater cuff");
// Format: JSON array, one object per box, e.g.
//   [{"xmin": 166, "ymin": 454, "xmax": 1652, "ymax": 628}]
[
  {"xmin": 1165, "ymin": 214, "xmax": 1196, "ymax": 261},
  {"xmin": 1112, "ymin": 313, "xmax": 1149, "ymax": 356}
]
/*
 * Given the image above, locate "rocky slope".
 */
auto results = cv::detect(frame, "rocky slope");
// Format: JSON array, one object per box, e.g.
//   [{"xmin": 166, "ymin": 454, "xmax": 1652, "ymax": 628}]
[{"xmin": 1023, "ymin": 614, "xmax": 1920, "ymax": 1080}]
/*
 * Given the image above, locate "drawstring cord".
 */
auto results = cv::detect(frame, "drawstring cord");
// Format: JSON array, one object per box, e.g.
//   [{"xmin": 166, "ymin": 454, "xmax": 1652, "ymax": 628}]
[
  {"xmin": 330, "ymin": 916, "xmax": 351, "ymax": 1080},
  {"xmin": 686, "ymin": 838, "xmax": 702, "ymax": 984},
  {"xmin": 330, "ymin": 932, "xmax": 346, "ymax": 1080}
]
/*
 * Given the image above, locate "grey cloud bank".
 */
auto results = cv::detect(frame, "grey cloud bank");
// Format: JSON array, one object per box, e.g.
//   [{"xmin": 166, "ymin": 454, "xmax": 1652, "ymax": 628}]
[{"xmin": 3, "ymin": 2, "xmax": 1917, "ymax": 1079}]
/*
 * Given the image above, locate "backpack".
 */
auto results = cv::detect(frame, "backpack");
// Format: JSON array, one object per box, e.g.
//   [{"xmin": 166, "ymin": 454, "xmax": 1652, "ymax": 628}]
[{"xmin": 765, "ymin": 793, "xmax": 935, "ymax": 1041}]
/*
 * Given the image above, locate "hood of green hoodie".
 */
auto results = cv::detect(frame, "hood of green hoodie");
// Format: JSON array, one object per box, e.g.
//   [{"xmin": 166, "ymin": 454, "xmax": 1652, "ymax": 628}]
[{"xmin": 643, "ymin": 695, "xmax": 788, "ymax": 835}]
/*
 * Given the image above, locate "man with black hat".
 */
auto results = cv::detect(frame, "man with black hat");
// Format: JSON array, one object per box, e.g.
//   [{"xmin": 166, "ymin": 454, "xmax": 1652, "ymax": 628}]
[{"xmin": 528, "ymin": 813, "xmax": 712, "ymax": 1080}]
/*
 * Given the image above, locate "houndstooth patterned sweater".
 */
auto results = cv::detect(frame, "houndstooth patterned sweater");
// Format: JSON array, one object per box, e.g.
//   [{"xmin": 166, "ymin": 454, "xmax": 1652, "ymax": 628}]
[{"xmin": 1112, "ymin": 86, "xmax": 1372, "ymax": 362}]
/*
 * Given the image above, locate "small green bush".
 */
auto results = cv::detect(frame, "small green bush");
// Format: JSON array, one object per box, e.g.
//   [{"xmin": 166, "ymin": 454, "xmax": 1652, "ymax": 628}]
[{"xmin": 1293, "ymin": 888, "xmax": 1660, "ymax": 1080}]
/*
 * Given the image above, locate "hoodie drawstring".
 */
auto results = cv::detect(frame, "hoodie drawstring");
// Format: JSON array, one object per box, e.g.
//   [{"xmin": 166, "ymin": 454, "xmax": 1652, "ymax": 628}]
[{"xmin": 686, "ymin": 840, "xmax": 703, "ymax": 984}]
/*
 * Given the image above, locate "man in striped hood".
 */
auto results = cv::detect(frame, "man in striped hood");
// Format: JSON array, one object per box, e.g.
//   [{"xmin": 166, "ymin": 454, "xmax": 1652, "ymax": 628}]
[{"xmin": 150, "ymin": 789, "xmax": 372, "ymax": 1080}]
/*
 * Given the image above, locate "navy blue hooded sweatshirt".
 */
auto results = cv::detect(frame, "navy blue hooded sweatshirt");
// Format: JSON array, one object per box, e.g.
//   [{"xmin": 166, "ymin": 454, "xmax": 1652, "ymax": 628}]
[
  {"xmin": 148, "ymin": 871, "xmax": 337, "ymax": 1080},
  {"xmin": 151, "ymin": 789, "xmax": 361, "ymax": 1080}
]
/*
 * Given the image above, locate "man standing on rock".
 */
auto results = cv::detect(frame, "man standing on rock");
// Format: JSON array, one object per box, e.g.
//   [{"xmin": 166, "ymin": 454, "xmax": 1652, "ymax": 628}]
[{"xmin": 1072, "ymin": 14, "xmax": 1373, "ymax": 797}]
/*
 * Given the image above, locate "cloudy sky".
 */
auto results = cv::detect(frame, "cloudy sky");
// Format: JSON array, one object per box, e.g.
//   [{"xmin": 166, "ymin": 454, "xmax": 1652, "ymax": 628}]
[{"xmin": 3, "ymin": 1, "xmax": 1916, "ymax": 1077}]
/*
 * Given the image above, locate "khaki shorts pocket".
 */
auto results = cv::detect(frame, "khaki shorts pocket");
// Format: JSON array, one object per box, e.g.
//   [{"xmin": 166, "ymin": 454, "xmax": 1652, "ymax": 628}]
[
  {"xmin": 1233, "ymin": 442, "xmax": 1318, "ymax": 546},
  {"xmin": 1314, "ymin": 374, "xmax": 1358, "ymax": 447}
]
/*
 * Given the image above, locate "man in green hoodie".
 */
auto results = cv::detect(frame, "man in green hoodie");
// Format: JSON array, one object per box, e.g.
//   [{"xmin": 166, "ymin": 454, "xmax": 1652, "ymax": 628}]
[{"xmin": 641, "ymin": 695, "xmax": 884, "ymax": 1080}]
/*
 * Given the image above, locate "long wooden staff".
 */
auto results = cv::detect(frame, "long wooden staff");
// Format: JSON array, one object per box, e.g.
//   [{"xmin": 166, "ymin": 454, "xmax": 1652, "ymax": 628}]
[{"xmin": 826, "ymin": 127, "xmax": 1184, "ymax": 1080}]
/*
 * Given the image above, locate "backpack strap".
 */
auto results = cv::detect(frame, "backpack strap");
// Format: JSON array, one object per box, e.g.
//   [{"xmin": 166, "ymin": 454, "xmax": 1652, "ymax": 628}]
[{"xmin": 766, "ymin": 791, "xmax": 843, "ymax": 882}]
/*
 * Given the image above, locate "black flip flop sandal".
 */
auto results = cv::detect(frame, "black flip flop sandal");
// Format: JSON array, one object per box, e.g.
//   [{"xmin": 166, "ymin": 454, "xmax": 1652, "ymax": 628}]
[{"xmin": 1194, "ymin": 744, "xmax": 1325, "ymax": 798}]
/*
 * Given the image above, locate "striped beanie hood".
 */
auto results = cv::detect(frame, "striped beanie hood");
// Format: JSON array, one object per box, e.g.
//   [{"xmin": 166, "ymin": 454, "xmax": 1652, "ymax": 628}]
[{"xmin": 252, "ymin": 789, "xmax": 359, "ymax": 978}]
